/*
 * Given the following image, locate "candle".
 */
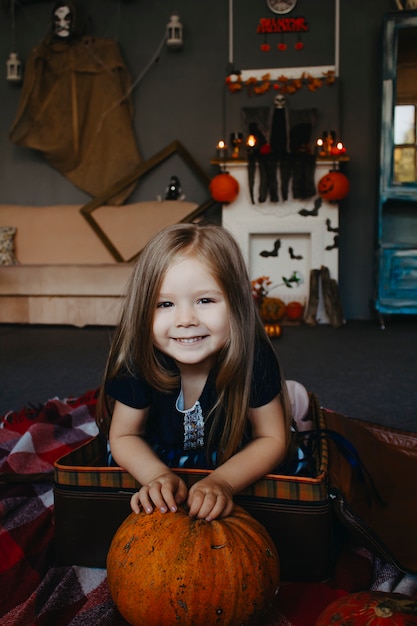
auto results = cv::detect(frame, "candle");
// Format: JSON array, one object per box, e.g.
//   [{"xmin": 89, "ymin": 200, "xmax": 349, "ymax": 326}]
[
  {"xmin": 247, "ymin": 134, "xmax": 256, "ymax": 149},
  {"xmin": 330, "ymin": 141, "xmax": 347, "ymax": 155},
  {"xmin": 316, "ymin": 137, "xmax": 325, "ymax": 156},
  {"xmin": 216, "ymin": 140, "xmax": 227, "ymax": 159}
]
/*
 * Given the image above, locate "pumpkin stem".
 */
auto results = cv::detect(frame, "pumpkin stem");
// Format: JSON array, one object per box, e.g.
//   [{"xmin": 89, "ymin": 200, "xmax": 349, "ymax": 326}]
[{"xmin": 374, "ymin": 604, "xmax": 394, "ymax": 618}]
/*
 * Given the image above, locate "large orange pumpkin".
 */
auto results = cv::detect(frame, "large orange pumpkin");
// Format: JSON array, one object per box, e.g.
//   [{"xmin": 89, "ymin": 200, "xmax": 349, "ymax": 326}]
[
  {"xmin": 315, "ymin": 591, "xmax": 417, "ymax": 625},
  {"xmin": 209, "ymin": 172, "xmax": 240, "ymax": 203},
  {"xmin": 107, "ymin": 505, "xmax": 279, "ymax": 626},
  {"xmin": 317, "ymin": 170, "xmax": 350, "ymax": 202},
  {"xmin": 259, "ymin": 297, "xmax": 286, "ymax": 323}
]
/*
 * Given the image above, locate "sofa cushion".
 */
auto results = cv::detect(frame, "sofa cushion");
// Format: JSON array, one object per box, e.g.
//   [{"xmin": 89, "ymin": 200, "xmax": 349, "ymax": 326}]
[{"xmin": 0, "ymin": 227, "xmax": 18, "ymax": 265}]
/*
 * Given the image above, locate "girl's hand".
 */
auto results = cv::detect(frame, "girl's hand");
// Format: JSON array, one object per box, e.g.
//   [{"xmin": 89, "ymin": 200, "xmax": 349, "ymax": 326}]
[
  {"xmin": 187, "ymin": 476, "xmax": 234, "ymax": 521},
  {"xmin": 131, "ymin": 472, "xmax": 188, "ymax": 515}
]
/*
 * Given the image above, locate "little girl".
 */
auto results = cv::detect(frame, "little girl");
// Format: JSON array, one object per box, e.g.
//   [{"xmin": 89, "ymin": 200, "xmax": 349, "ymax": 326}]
[{"xmin": 97, "ymin": 222, "xmax": 293, "ymax": 522}]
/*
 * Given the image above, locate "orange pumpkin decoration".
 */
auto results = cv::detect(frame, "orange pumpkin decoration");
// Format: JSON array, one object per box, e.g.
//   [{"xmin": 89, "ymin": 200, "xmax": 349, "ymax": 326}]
[
  {"xmin": 209, "ymin": 172, "xmax": 239, "ymax": 203},
  {"xmin": 286, "ymin": 301, "xmax": 304, "ymax": 320},
  {"xmin": 259, "ymin": 297, "xmax": 286, "ymax": 323},
  {"xmin": 107, "ymin": 505, "xmax": 279, "ymax": 626},
  {"xmin": 318, "ymin": 170, "xmax": 350, "ymax": 202},
  {"xmin": 315, "ymin": 591, "xmax": 417, "ymax": 625},
  {"xmin": 264, "ymin": 323, "xmax": 282, "ymax": 338}
]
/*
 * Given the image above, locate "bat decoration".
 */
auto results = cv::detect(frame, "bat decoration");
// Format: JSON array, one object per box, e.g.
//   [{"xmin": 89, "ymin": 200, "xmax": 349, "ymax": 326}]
[
  {"xmin": 326, "ymin": 218, "xmax": 339, "ymax": 233},
  {"xmin": 288, "ymin": 246, "xmax": 303, "ymax": 260},
  {"xmin": 260, "ymin": 238, "xmax": 281, "ymax": 257},
  {"xmin": 298, "ymin": 197, "xmax": 322, "ymax": 217},
  {"xmin": 325, "ymin": 235, "xmax": 339, "ymax": 251}
]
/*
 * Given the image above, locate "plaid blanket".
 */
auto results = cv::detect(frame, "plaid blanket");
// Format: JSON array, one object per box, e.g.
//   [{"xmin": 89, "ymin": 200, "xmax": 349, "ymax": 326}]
[
  {"xmin": 0, "ymin": 390, "xmax": 121, "ymax": 625},
  {"xmin": 1, "ymin": 391, "xmax": 416, "ymax": 626}
]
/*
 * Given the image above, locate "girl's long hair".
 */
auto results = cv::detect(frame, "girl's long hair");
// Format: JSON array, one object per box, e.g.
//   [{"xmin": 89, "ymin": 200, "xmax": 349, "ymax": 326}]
[{"xmin": 97, "ymin": 222, "xmax": 291, "ymax": 463}]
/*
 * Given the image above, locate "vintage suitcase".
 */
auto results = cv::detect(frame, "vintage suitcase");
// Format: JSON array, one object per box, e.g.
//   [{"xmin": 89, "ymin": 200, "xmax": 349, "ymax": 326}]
[
  {"xmin": 54, "ymin": 394, "xmax": 334, "ymax": 582},
  {"xmin": 323, "ymin": 409, "xmax": 417, "ymax": 575}
]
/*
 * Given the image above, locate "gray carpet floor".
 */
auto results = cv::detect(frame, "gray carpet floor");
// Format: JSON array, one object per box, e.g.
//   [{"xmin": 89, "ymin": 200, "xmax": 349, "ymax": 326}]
[{"xmin": 1, "ymin": 320, "xmax": 416, "ymax": 432}]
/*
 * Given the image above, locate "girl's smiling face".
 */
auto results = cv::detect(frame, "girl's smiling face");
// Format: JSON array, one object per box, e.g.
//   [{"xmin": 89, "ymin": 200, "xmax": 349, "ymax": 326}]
[{"xmin": 152, "ymin": 256, "xmax": 230, "ymax": 372}]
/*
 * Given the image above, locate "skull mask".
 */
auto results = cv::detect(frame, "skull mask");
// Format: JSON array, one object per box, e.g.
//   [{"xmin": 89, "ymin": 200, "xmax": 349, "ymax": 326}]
[
  {"xmin": 274, "ymin": 94, "xmax": 286, "ymax": 109},
  {"xmin": 53, "ymin": 5, "xmax": 72, "ymax": 38}
]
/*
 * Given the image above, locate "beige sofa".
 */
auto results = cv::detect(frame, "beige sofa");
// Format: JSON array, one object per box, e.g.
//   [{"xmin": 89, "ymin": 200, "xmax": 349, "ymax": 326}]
[{"xmin": 0, "ymin": 201, "xmax": 199, "ymax": 326}]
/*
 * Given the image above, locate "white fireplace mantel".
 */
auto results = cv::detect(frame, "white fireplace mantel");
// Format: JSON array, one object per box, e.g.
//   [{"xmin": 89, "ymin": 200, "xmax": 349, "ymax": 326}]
[{"xmin": 220, "ymin": 159, "xmax": 341, "ymax": 316}]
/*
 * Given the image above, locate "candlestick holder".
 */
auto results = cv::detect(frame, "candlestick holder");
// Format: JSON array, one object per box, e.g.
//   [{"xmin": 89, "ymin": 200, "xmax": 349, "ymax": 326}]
[
  {"xmin": 230, "ymin": 132, "xmax": 243, "ymax": 158},
  {"xmin": 216, "ymin": 140, "xmax": 228, "ymax": 159}
]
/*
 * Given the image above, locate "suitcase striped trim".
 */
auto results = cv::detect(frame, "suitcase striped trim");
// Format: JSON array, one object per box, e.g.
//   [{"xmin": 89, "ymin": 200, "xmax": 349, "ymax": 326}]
[{"xmin": 54, "ymin": 394, "xmax": 328, "ymax": 503}]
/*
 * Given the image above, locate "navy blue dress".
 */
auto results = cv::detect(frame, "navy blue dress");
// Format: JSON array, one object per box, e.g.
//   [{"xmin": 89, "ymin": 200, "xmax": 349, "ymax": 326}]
[{"xmin": 106, "ymin": 339, "xmax": 281, "ymax": 470}]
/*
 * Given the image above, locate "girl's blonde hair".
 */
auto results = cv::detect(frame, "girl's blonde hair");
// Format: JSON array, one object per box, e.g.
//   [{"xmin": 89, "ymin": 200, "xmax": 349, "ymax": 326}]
[{"xmin": 97, "ymin": 222, "xmax": 291, "ymax": 463}]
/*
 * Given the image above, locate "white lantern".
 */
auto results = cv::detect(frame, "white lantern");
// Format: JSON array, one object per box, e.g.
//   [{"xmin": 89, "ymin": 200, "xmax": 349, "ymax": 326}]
[
  {"xmin": 166, "ymin": 14, "xmax": 183, "ymax": 50},
  {"xmin": 6, "ymin": 52, "xmax": 22, "ymax": 83}
]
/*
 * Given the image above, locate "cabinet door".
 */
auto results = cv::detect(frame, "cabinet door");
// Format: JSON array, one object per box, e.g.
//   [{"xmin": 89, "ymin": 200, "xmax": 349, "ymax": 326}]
[
  {"xmin": 380, "ymin": 12, "xmax": 417, "ymax": 198},
  {"xmin": 376, "ymin": 12, "xmax": 417, "ymax": 316},
  {"xmin": 379, "ymin": 247, "xmax": 417, "ymax": 312}
]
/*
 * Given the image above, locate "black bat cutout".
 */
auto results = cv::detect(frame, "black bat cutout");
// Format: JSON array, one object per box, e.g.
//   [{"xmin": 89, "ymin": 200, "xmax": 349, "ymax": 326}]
[
  {"xmin": 260, "ymin": 239, "xmax": 281, "ymax": 258},
  {"xmin": 326, "ymin": 218, "xmax": 339, "ymax": 233},
  {"xmin": 288, "ymin": 247, "xmax": 303, "ymax": 260},
  {"xmin": 325, "ymin": 235, "xmax": 339, "ymax": 251},
  {"xmin": 299, "ymin": 197, "xmax": 322, "ymax": 217}
]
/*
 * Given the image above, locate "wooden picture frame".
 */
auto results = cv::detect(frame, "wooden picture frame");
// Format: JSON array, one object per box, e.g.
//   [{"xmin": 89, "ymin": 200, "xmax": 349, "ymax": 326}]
[{"xmin": 80, "ymin": 141, "xmax": 215, "ymax": 262}]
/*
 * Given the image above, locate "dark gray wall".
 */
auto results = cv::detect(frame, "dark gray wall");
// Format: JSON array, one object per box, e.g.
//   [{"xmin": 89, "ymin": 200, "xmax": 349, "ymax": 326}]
[
  {"xmin": 0, "ymin": 0, "xmax": 394, "ymax": 318},
  {"xmin": 338, "ymin": 1, "xmax": 393, "ymax": 320}
]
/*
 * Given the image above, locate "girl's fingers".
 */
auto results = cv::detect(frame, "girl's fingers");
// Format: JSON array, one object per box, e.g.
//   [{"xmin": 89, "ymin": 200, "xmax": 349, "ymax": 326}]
[
  {"xmin": 133, "ymin": 478, "xmax": 189, "ymax": 515},
  {"xmin": 130, "ymin": 491, "xmax": 143, "ymax": 514},
  {"xmin": 143, "ymin": 484, "xmax": 167, "ymax": 513},
  {"xmin": 188, "ymin": 490, "xmax": 233, "ymax": 521}
]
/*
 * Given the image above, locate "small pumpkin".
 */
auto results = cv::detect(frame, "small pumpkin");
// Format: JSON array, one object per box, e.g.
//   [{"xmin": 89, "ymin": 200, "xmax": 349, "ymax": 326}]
[
  {"xmin": 107, "ymin": 504, "xmax": 279, "ymax": 626},
  {"xmin": 315, "ymin": 591, "xmax": 417, "ymax": 625},
  {"xmin": 286, "ymin": 301, "xmax": 304, "ymax": 320},
  {"xmin": 209, "ymin": 172, "xmax": 239, "ymax": 203},
  {"xmin": 264, "ymin": 323, "xmax": 282, "ymax": 338},
  {"xmin": 317, "ymin": 170, "xmax": 350, "ymax": 202},
  {"xmin": 260, "ymin": 296, "xmax": 286, "ymax": 323}
]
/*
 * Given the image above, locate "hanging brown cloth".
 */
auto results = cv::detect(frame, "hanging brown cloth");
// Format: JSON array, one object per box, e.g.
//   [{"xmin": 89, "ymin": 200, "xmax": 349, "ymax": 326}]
[{"xmin": 9, "ymin": 36, "xmax": 141, "ymax": 205}]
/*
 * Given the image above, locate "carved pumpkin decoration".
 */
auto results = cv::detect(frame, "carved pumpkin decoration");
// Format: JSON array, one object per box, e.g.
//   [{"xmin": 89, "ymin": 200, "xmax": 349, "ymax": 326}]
[
  {"xmin": 209, "ymin": 172, "xmax": 239, "ymax": 203},
  {"xmin": 264, "ymin": 323, "xmax": 282, "ymax": 338},
  {"xmin": 315, "ymin": 591, "xmax": 417, "ymax": 625},
  {"xmin": 318, "ymin": 170, "xmax": 350, "ymax": 202},
  {"xmin": 107, "ymin": 505, "xmax": 279, "ymax": 626},
  {"xmin": 259, "ymin": 297, "xmax": 286, "ymax": 323}
]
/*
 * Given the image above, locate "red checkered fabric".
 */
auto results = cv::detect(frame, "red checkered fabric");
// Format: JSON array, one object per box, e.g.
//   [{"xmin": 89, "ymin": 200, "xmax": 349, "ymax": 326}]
[{"xmin": 1, "ymin": 391, "xmax": 416, "ymax": 626}]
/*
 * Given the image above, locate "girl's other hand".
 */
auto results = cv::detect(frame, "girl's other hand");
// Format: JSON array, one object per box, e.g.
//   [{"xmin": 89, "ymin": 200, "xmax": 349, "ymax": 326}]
[
  {"xmin": 131, "ymin": 472, "xmax": 188, "ymax": 515},
  {"xmin": 187, "ymin": 477, "xmax": 234, "ymax": 521}
]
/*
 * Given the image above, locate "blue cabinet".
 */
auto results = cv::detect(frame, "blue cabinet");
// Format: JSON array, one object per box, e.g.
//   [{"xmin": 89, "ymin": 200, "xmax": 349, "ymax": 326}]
[
  {"xmin": 376, "ymin": 12, "xmax": 417, "ymax": 320},
  {"xmin": 378, "ymin": 245, "xmax": 417, "ymax": 312}
]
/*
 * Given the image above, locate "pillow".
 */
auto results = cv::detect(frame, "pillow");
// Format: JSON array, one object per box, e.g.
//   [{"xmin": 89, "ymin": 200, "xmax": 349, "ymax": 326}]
[{"xmin": 0, "ymin": 226, "xmax": 18, "ymax": 265}]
